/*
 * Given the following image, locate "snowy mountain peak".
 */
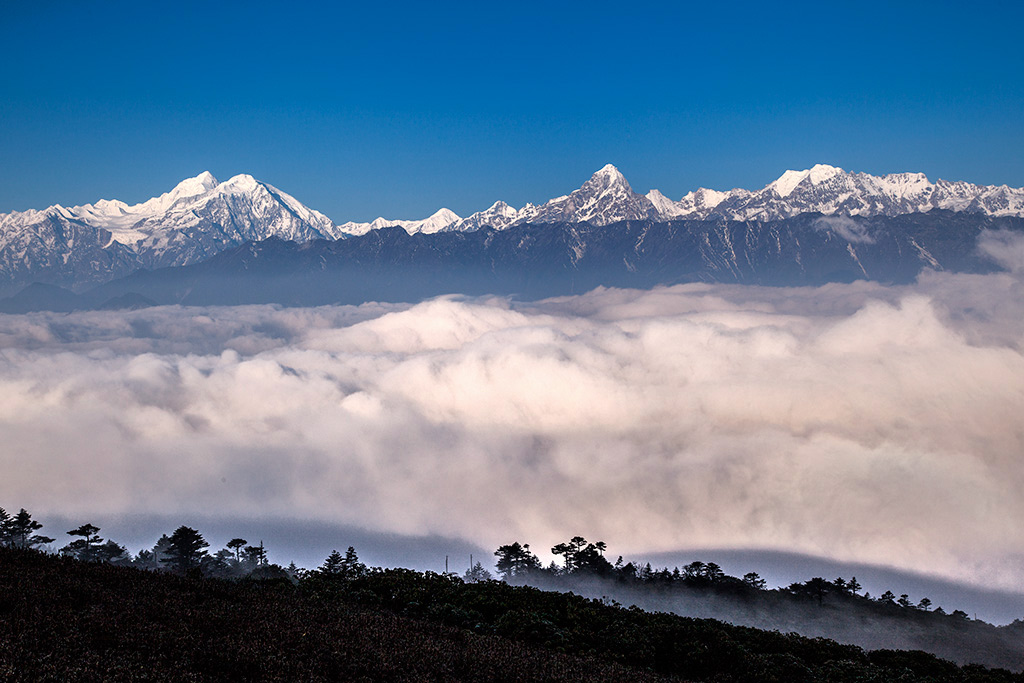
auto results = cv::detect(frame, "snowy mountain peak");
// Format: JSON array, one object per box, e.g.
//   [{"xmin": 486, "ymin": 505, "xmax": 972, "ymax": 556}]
[
  {"xmin": 335, "ymin": 207, "xmax": 462, "ymax": 237},
  {"xmin": 0, "ymin": 170, "xmax": 342, "ymax": 294},
  {"xmin": 770, "ymin": 164, "xmax": 844, "ymax": 197},
  {"xmin": 515, "ymin": 164, "xmax": 654, "ymax": 226},
  {"xmin": 646, "ymin": 189, "xmax": 677, "ymax": 214},
  {"xmin": 652, "ymin": 165, "xmax": 1024, "ymax": 222},
  {"xmin": 428, "ymin": 207, "xmax": 460, "ymax": 223},
  {"xmin": 342, "ymin": 164, "xmax": 652, "ymax": 235},
  {"xmin": 219, "ymin": 174, "xmax": 260, "ymax": 193},
  {"xmin": 167, "ymin": 171, "xmax": 220, "ymax": 199},
  {"xmin": 447, "ymin": 200, "xmax": 520, "ymax": 232},
  {"xmin": 194, "ymin": 170, "xmax": 218, "ymax": 187},
  {"xmin": 132, "ymin": 171, "xmax": 222, "ymax": 215},
  {"xmin": 585, "ymin": 163, "xmax": 631, "ymax": 192},
  {"xmin": 808, "ymin": 163, "xmax": 843, "ymax": 182}
]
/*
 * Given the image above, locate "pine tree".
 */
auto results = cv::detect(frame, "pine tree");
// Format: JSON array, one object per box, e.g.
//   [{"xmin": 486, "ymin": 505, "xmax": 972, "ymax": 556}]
[
  {"xmin": 0, "ymin": 508, "xmax": 12, "ymax": 547},
  {"xmin": 493, "ymin": 542, "xmax": 541, "ymax": 579},
  {"xmin": 464, "ymin": 561, "xmax": 492, "ymax": 583},
  {"xmin": 743, "ymin": 572, "xmax": 767, "ymax": 590},
  {"xmin": 64, "ymin": 523, "xmax": 103, "ymax": 561},
  {"xmin": 321, "ymin": 550, "xmax": 344, "ymax": 574},
  {"xmin": 160, "ymin": 526, "xmax": 209, "ymax": 575},
  {"xmin": 226, "ymin": 538, "xmax": 247, "ymax": 564},
  {"xmin": 341, "ymin": 546, "xmax": 367, "ymax": 579},
  {"xmin": 10, "ymin": 509, "xmax": 47, "ymax": 549}
]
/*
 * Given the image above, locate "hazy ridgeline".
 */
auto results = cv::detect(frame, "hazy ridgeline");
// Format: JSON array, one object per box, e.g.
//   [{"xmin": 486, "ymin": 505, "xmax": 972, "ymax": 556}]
[{"xmin": 496, "ymin": 543, "xmax": 1024, "ymax": 671}]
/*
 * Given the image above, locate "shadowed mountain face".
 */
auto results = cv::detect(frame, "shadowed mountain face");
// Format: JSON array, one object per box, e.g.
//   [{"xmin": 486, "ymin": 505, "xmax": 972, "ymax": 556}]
[{"xmin": 41, "ymin": 211, "xmax": 1014, "ymax": 309}]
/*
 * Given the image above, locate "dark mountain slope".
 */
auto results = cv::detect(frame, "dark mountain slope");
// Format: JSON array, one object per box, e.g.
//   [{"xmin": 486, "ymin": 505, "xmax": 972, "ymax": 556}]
[{"xmin": 71, "ymin": 211, "xmax": 1021, "ymax": 308}]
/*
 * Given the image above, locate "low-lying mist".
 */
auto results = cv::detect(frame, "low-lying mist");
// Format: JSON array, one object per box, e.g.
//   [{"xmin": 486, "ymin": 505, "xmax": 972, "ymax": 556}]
[{"xmin": 2, "ymin": 231, "xmax": 1023, "ymax": 600}]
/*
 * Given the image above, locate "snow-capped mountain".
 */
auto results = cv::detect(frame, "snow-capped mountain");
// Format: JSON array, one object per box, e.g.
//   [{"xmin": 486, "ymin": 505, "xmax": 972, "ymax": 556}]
[
  {"xmin": 333, "ymin": 163, "xmax": 1024, "ymax": 236},
  {"xmin": 651, "ymin": 164, "xmax": 1024, "ymax": 222},
  {"xmin": 59, "ymin": 171, "xmax": 341, "ymax": 254},
  {"xmin": 332, "ymin": 164, "xmax": 658, "ymax": 236},
  {"xmin": 0, "ymin": 172, "xmax": 340, "ymax": 291},
  {"xmin": 336, "ymin": 208, "xmax": 461, "ymax": 237},
  {"xmin": 447, "ymin": 201, "xmax": 519, "ymax": 233},
  {"xmin": 2, "ymin": 162, "xmax": 1023, "ymax": 295},
  {"xmin": 502, "ymin": 163, "xmax": 657, "ymax": 226}
]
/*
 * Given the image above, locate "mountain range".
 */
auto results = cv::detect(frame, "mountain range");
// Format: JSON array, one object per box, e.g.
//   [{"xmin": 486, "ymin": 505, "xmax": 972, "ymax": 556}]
[
  {"xmin": 0, "ymin": 164, "xmax": 1022, "ymax": 302},
  {"xmin": 331, "ymin": 163, "xmax": 1024, "ymax": 234}
]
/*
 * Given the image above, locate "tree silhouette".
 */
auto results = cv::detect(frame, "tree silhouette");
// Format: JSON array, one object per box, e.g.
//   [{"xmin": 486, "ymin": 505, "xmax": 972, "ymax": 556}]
[
  {"xmin": 743, "ymin": 572, "xmax": 767, "ymax": 590},
  {"xmin": 551, "ymin": 536, "xmax": 588, "ymax": 572},
  {"xmin": 243, "ymin": 542, "xmax": 267, "ymax": 567},
  {"xmin": 0, "ymin": 508, "xmax": 12, "ymax": 547},
  {"xmin": 226, "ymin": 538, "xmax": 247, "ymax": 563},
  {"xmin": 807, "ymin": 577, "xmax": 830, "ymax": 605},
  {"xmin": 65, "ymin": 524, "xmax": 103, "ymax": 561},
  {"xmin": 682, "ymin": 560, "xmax": 724, "ymax": 585},
  {"xmin": 10, "ymin": 509, "xmax": 48, "ymax": 549},
  {"xmin": 160, "ymin": 526, "xmax": 209, "ymax": 575},
  {"xmin": 96, "ymin": 540, "xmax": 131, "ymax": 564},
  {"xmin": 494, "ymin": 542, "xmax": 541, "ymax": 579},
  {"xmin": 321, "ymin": 550, "xmax": 344, "ymax": 574},
  {"xmin": 464, "ymin": 561, "xmax": 493, "ymax": 583},
  {"xmin": 570, "ymin": 541, "xmax": 613, "ymax": 575},
  {"xmin": 340, "ymin": 546, "xmax": 367, "ymax": 579},
  {"xmin": 683, "ymin": 561, "xmax": 707, "ymax": 581}
]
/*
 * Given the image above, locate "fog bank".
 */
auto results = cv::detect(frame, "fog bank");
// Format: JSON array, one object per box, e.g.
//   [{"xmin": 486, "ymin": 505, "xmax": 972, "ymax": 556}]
[{"xmin": 2, "ymin": 249, "xmax": 1023, "ymax": 596}]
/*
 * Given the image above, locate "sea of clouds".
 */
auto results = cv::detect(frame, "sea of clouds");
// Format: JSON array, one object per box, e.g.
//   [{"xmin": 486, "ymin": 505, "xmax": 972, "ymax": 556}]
[{"xmin": 2, "ymin": 230, "xmax": 1023, "ymax": 590}]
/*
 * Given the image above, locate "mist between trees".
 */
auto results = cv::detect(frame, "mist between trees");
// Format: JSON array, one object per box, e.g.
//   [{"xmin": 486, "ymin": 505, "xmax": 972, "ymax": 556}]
[
  {"xmin": 4, "ymin": 505, "xmax": 1024, "ymax": 671},
  {"xmin": 0, "ymin": 506, "xmax": 942, "ymax": 610}
]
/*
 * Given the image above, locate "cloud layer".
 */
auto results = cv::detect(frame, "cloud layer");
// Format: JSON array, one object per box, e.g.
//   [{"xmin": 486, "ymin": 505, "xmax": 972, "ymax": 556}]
[{"xmin": 1, "ymin": 254, "xmax": 1023, "ymax": 590}]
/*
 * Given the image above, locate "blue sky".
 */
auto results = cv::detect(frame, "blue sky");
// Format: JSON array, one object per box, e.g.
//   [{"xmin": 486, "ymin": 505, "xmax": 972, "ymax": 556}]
[{"xmin": 2, "ymin": 1, "xmax": 1022, "ymax": 221}]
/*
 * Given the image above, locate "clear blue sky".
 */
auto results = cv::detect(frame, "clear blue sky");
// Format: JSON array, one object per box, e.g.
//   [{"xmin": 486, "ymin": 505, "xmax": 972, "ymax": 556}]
[{"xmin": 2, "ymin": 1, "xmax": 1022, "ymax": 221}]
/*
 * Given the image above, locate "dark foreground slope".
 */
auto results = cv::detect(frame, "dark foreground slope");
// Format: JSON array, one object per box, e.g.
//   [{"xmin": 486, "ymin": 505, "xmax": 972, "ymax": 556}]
[
  {"xmin": 0, "ymin": 548, "xmax": 666, "ymax": 683},
  {"xmin": 1, "ymin": 548, "xmax": 1020, "ymax": 682}
]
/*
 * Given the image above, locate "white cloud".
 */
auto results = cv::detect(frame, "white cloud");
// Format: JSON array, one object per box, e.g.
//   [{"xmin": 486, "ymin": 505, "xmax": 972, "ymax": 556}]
[
  {"xmin": 1, "ymin": 248, "xmax": 1024, "ymax": 590},
  {"xmin": 813, "ymin": 215, "xmax": 875, "ymax": 243},
  {"xmin": 979, "ymin": 228, "xmax": 1024, "ymax": 273}
]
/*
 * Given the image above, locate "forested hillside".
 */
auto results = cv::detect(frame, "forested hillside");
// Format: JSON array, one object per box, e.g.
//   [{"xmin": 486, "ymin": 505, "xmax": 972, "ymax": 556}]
[{"xmin": 1, "ymin": 546, "xmax": 1021, "ymax": 682}]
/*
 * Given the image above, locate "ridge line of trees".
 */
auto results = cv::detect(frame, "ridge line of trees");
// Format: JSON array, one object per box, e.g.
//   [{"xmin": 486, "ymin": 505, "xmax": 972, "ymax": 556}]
[
  {"xmin": 496, "ymin": 534, "xmax": 986, "ymax": 623},
  {"xmin": 0, "ymin": 506, "xmax": 998, "ymax": 626}
]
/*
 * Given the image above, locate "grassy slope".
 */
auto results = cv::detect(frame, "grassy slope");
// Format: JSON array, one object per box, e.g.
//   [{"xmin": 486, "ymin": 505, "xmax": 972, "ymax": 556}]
[{"xmin": 1, "ymin": 548, "xmax": 1021, "ymax": 682}]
